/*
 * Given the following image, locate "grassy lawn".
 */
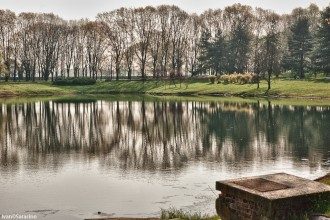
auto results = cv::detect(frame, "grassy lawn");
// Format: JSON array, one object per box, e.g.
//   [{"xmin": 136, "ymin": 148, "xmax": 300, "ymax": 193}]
[
  {"xmin": 0, "ymin": 78, "xmax": 329, "ymax": 99},
  {"xmin": 69, "ymin": 78, "xmax": 330, "ymax": 98},
  {"xmin": 0, "ymin": 81, "xmax": 73, "ymax": 97},
  {"xmin": 146, "ymin": 79, "xmax": 330, "ymax": 98}
]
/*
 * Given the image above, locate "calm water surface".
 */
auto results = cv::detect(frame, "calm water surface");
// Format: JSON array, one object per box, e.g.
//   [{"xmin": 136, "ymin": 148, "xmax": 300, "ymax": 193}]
[{"xmin": 0, "ymin": 97, "xmax": 329, "ymax": 219}]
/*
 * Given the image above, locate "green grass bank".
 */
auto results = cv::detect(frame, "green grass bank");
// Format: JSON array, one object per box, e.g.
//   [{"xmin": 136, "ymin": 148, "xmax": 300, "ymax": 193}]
[
  {"xmin": 0, "ymin": 78, "xmax": 330, "ymax": 99},
  {"xmin": 0, "ymin": 81, "xmax": 73, "ymax": 97}
]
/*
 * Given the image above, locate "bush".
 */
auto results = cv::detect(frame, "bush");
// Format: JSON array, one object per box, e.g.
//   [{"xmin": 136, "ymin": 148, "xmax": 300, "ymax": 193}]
[
  {"xmin": 209, "ymin": 76, "xmax": 216, "ymax": 84},
  {"xmin": 53, "ymin": 77, "xmax": 96, "ymax": 86},
  {"xmin": 219, "ymin": 73, "xmax": 257, "ymax": 85},
  {"xmin": 220, "ymin": 75, "xmax": 230, "ymax": 84}
]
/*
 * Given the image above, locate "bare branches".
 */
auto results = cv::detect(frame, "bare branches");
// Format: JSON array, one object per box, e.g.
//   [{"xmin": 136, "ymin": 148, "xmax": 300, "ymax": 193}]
[{"xmin": 0, "ymin": 4, "xmax": 326, "ymax": 82}]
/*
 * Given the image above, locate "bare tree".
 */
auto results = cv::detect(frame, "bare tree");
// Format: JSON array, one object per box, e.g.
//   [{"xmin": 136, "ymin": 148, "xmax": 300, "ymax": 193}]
[
  {"xmin": 0, "ymin": 3, "xmax": 324, "ymax": 83},
  {"xmin": 98, "ymin": 9, "xmax": 127, "ymax": 80},
  {"xmin": 82, "ymin": 21, "xmax": 106, "ymax": 79},
  {"xmin": 133, "ymin": 6, "xmax": 156, "ymax": 80},
  {"xmin": 38, "ymin": 14, "xmax": 63, "ymax": 81},
  {"xmin": 120, "ymin": 8, "xmax": 136, "ymax": 80},
  {"xmin": 0, "ymin": 9, "xmax": 16, "ymax": 78},
  {"xmin": 186, "ymin": 14, "xmax": 202, "ymax": 76}
]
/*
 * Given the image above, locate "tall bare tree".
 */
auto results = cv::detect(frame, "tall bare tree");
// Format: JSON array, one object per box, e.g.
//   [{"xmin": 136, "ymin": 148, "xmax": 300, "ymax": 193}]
[{"xmin": 133, "ymin": 6, "xmax": 156, "ymax": 80}]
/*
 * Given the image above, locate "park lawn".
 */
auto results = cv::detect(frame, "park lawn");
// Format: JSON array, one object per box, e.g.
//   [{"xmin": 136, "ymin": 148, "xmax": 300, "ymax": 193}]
[
  {"xmin": 72, "ymin": 78, "xmax": 330, "ymax": 98},
  {"xmin": 0, "ymin": 78, "xmax": 329, "ymax": 99},
  {"xmin": 147, "ymin": 79, "xmax": 330, "ymax": 98},
  {"xmin": 0, "ymin": 81, "xmax": 74, "ymax": 97}
]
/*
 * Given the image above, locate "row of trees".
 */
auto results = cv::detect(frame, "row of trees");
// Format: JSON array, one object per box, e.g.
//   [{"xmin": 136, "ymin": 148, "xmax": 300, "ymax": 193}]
[{"xmin": 0, "ymin": 4, "xmax": 329, "ymax": 82}]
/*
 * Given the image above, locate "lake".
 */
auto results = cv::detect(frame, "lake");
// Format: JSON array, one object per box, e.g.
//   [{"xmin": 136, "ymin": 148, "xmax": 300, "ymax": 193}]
[{"xmin": 0, "ymin": 96, "xmax": 329, "ymax": 219}]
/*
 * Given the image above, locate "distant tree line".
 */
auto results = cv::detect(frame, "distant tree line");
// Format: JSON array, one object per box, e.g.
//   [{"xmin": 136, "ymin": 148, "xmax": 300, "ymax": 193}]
[{"xmin": 0, "ymin": 4, "xmax": 329, "ymax": 83}]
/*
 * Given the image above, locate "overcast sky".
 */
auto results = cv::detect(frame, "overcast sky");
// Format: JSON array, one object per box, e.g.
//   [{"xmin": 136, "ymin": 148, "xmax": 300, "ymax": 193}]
[{"xmin": 1, "ymin": 0, "xmax": 329, "ymax": 20}]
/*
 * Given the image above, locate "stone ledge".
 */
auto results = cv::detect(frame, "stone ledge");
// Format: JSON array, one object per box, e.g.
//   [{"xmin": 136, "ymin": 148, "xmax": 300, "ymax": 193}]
[
  {"xmin": 216, "ymin": 173, "xmax": 330, "ymax": 219},
  {"xmin": 216, "ymin": 173, "xmax": 330, "ymax": 201}
]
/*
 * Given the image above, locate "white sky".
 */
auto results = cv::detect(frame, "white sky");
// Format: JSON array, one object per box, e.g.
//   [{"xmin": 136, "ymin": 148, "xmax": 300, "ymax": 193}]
[{"xmin": 1, "ymin": 0, "xmax": 329, "ymax": 20}]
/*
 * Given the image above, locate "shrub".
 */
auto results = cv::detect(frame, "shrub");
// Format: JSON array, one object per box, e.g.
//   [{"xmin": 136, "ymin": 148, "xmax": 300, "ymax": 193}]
[
  {"xmin": 218, "ymin": 73, "xmax": 258, "ymax": 85},
  {"xmin": 229, "ymin": 73, "xmax": 237, "ymax": 83},
  {"xmin": 209, "ymin": 76, "xmax": 216, "ymax": 84},
  {"xmin": 216, "ymin": 76, "xmax": 221, "ymax": 84},
  {"xmin": 219, "ymin": 74, "xmax": 230, "ymax": 84},
  {"xmin": 53, "ymin": 77, "xmax": 96, "ymax": 86}
]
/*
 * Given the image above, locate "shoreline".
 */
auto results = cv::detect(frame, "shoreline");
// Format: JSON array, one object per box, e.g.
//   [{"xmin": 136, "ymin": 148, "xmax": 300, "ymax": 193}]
[{"xmin": 1, "ymin": 91, "xmax": 330, "ymax": 100}]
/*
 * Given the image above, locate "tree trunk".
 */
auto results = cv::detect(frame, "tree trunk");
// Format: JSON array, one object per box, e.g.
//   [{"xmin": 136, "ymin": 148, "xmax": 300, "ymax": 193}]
[
  {"xmin": 299, "ymin": 52, "xmax": 304, "ymax": 79},
  {"xmin": 116, "ymin": 65, "xmax": 120, "ymax": 81},
  {"xmin": 128, "ymin": 68, "xmax": 132, "ymax": 80},
  {"xmin": 267, "ymin": 71, "xmax": 271, "ymax": 91}
]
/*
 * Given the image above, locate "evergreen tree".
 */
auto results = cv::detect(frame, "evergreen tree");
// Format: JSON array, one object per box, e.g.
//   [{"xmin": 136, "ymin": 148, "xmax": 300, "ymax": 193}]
[
  {"xmin": 284, "ymin": 17, "xmax": 312, "ymax": 79},
  {"xmin": 228, "ymin": 24, "xmax": 251, "ymax": 73},
  {"xmin": 210, "ymin": 30, "xmax": 227, "ymax": 75},
  {"xmin": 315, "ymin": 7, "xmax": 330, "ymax": 76},
  {"xmin": 195, "ymin": 30, "xmax": 212, "ymax": 75}
]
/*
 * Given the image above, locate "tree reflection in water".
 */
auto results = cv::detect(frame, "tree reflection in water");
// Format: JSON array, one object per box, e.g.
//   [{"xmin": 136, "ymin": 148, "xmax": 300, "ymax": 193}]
[{"xmin": 0, "ymin": 99, "xmax": 329, "ymax": 173}]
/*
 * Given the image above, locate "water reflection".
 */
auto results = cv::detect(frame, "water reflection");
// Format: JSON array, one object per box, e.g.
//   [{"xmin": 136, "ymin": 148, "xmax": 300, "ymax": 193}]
[{"xmin": 0, "ymin": 98, "xmax": 329, "ymax": 173}]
